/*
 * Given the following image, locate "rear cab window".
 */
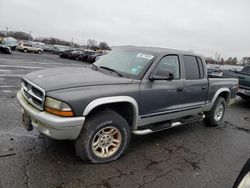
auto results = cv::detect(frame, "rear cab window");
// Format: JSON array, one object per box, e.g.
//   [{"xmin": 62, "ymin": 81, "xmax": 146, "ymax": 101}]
[{"xmin": 183, "ymin": 55, "xmax": 204, "ymax": 80}]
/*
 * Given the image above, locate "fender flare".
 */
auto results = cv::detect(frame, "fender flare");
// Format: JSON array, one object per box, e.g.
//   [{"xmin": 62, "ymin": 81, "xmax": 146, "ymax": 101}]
[
  {"xmin": 211, "ymin": 87, "xmax": 230, "ymax": 105},
  {"xmin": 83, "ymin": 96, "xmax": 139, "ymax": 129}
]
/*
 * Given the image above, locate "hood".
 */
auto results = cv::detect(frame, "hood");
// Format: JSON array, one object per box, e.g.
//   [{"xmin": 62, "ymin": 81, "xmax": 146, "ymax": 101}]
[{"xmin": 24, "ymin": 67, "xmax": 134, "ymax": 91}]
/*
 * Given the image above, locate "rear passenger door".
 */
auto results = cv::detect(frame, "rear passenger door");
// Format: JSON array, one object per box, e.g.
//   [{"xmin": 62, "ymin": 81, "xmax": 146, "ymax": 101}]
[{"xmin": 181, "ymin": 55, "xmax": 208, "ymax": 113}]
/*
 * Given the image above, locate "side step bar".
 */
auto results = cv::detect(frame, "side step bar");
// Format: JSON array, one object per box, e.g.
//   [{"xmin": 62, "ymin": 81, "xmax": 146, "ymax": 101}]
[
  {"xmin": 133, "ymin": 121, "xmax": 182, "ymax": 135},
  {"xmin": 133, "ymin": 114, "xmax": 205, "ymax": 135}
]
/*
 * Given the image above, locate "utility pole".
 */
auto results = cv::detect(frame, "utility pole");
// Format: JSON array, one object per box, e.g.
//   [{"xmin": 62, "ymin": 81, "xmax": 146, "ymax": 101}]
[
  {"xmin": 6, "ymin": 27, "xmax": 8, "ymax": 37},
  {"xmin": 29, "ymin": 31, "xmax": 32, "ymax": 42},
  {"xmin": 82, "ymin": 30, "xmax": 84, "ymax": 46}
]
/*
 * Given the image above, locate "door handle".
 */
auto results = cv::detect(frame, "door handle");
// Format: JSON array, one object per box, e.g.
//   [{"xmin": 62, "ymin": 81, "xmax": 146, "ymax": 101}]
[
  {"xmin": 201, "ymin": 86, "xmax": 207, "ymax": 90},
  {"xmin": 177, "ymin": 88, "xmax": 183, "ymax": 92}
]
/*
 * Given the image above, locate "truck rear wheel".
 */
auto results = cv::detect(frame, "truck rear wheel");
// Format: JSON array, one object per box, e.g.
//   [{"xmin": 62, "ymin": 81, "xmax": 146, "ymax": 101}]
[
  {"xmin": 204, "ymin": 97, "xmax": 226, "ymax": 126},
  {"xmin": 75, "ymin": 110, "xmax": 131, "ymax": 163}
]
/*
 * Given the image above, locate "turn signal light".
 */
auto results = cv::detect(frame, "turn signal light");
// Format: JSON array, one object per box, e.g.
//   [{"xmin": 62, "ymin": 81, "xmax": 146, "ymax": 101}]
[{"xmin": 45, "ymin": 106, "xmax": 74, "ymax": 117}]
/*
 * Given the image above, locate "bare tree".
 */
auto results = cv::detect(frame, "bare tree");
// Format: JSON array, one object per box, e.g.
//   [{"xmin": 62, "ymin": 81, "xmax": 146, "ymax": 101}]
[
  {"xmin": 98, "ymin": 42, "xmax": 110, "ymax": 50},
  {"xmin": 214, "ymin": 52, "xmax": 221, "ymax": 63},
  {"xmin": 0, "ymin": 30, "xmax": 32, "ymax": 40},
  {"xmin": 87, "ymin": 39, "xmax": 98, "ymax": 50},
  {"xmin": 225, "ymin": 57, "xmax": 237, "ymax": 65},
  {"xmin": 232, "ymin": 57, "xmax": 238, "ymax": 65}
]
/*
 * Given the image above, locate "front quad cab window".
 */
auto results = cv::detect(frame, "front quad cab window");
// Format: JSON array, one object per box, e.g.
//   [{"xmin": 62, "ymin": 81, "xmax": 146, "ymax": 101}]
[{"xmin": 151, "ymin": 55, "xmax": 180, "ymax": 80}]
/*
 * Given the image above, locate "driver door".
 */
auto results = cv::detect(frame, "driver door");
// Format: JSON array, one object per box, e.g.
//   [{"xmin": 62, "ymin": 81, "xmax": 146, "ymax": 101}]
[{"xmin": 139, "ymin": 55, "xmax": 184, "ymax": 126}]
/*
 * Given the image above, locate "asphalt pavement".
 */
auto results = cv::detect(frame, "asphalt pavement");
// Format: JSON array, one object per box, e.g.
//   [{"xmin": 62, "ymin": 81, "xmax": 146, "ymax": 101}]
[{"xmin": 0, "ymin": 52, "xmax": 250, "ymax": 188}]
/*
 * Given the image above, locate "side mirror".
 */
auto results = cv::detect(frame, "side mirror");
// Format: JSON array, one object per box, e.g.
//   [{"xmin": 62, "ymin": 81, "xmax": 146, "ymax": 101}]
[{"xmin": 150, "ymin": 69, "xmax": 174, "ymax": 80}]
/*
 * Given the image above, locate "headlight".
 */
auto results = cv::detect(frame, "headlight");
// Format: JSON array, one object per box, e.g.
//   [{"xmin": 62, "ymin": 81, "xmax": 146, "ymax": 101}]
[{"xmin": 45, "ymin": 97, "xmax": 74, "ymax": 117}]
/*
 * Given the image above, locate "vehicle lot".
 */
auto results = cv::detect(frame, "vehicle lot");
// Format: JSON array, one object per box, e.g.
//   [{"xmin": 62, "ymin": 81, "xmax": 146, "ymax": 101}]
[{"xmin": 0, "ymin": 52, "xmax": 250, "ymax": 188}]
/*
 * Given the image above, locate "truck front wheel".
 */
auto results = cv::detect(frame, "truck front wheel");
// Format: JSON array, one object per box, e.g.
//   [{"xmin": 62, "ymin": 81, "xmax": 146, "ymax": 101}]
[
  {"xmin": 75, "ymin": 110, "xmax": 131, "ymax": 163},
  {"xmin": 204, "ymin": 97, "xmax": 226, "ymax": 126}
]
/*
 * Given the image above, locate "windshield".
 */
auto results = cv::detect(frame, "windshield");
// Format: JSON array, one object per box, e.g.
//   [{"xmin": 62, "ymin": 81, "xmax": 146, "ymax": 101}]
[{"xmin": 94, "ymin": 49, "xmax": 155, "ymax": 77}]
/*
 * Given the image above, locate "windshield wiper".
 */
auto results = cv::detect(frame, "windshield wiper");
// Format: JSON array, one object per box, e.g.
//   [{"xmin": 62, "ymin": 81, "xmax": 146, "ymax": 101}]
[{"xmin": 99, "ymin": 66, "xmax": 124, "ymax": 77}]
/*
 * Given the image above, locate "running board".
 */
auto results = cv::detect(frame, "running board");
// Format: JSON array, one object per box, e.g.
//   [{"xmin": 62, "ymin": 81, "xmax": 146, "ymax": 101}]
[
  {"xmin": 133, "ymin": 114, "xmax": 205, "ymax": 135},
  {"xmin": 133, "ymin": 121, "xmax": 182, "ymax": 135}
]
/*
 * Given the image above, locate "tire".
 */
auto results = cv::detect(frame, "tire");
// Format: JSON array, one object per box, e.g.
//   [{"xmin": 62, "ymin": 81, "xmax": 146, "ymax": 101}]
[
  {"xmin": 75, "ymin": 110, "xmax": 131, "ymax": 163},
  {"xmin": 204, "ymin": 97, "xmax": 226, "ymax": 126},
  {"xmin": 23, "ymin": 49, "xmax": 28, "ymax": 53},
  {"xmin": 38, "ymin": 50, "xmax": 42, "ymax": 54}
]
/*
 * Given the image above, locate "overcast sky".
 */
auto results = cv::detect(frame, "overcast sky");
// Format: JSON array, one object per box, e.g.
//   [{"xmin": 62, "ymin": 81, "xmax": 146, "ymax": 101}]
[{"xmin": 0, "ymin": 0, "xmax": 249, "ymax": 59}]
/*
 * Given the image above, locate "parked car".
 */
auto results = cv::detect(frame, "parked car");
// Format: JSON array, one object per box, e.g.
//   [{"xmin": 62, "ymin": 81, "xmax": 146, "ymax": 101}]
[
  {"xmin": 16, "ymin": 43, "xmax": 43, "ymax": 54},
  {"xmin": 223, "ymin": 66, "xmax": 250, "ymax": 100},
  {"xmin": 68, "ymin": 50, "xmax": 84, "ymax": 60},
  {"xmin": 207, "ymin": 65, "xmax": 223, "ymax": 76},
  {"xmin": 52, "ymin": 45, "xmax": 70, "ymax": 55},
  {"xmin": 86, "ymin": 53, "xmax": 103, "ymax": 63},
  {"xmin": 59, "ymin": 49, "xmax": 74, "ymax": 58},
  {"xmin": 2, "ymin": 37, "xmax": 18, "ymax": 50},
  {"xmin": 43, "ymin": 44, "xmax": 56, "ymax": 53},
  {"xmin": 78, "ymin": 50, "xmax": 95, "ymax": 62},
  {"xmin": 0, "ymin": 43, "xmax": 12, "ymax": 54},
  {"xmin": 31, "ymin": 42, "xmax": 46, "ymax": 50},
  {"xmin": 17, "ymin": 46, "xmax": 238, "ymax": 163}
]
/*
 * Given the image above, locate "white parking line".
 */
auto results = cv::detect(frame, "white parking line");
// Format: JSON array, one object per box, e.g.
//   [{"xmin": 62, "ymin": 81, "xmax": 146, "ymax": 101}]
[
  {"xmin": 28, "ymin": 62, "xmax": 66, "ymax": 66},
  {"xmin": 0, "ymin": 64, "xmax": 43, "ymax": 69},
  {"xmin": 0, "ymin": 74, "xmax": 23, "ymax": 77},
  {"xmin": 0, "ymin": 85, "xmax": 19, "ymax": 88},
  {"xmin": 1, "ymin": 90, "xmax": 12, "ymax": 93}
]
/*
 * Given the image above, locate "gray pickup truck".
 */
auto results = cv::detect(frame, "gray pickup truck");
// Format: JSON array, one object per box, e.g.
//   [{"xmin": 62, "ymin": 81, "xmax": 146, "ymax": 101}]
[{"xmin": 17, "ymin": 46, "xmax": 238, "ymax": 163}]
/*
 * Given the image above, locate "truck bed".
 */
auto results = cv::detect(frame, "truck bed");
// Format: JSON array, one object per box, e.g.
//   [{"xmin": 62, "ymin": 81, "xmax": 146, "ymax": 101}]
[{"xmin": 206, "ymin": 75, "xmax": 238, "ymax": 104}]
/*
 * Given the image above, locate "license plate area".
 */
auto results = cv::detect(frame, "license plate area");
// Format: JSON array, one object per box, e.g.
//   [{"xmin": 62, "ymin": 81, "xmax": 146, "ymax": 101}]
[{"xmin": 22, "ymin": 112, "xmax": 33, "ymax": 131}]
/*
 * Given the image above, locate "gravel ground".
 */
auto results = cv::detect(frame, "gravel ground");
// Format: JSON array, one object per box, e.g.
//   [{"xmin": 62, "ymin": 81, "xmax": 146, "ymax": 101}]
[{"xmin": 0, "ymin": 51, "xmax": 249, "ymax": 188}]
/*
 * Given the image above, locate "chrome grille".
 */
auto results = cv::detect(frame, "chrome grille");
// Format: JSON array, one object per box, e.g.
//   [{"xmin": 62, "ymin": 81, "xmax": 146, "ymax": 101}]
[{"xmin": 21, "ymin": 78, "xmax": 45, "ymax": 110}]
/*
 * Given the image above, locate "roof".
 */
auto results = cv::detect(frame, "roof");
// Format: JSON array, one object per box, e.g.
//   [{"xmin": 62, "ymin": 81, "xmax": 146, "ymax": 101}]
[{"xmin": 112, "ymin": 45, "xmax": 203, "ymax": 57}]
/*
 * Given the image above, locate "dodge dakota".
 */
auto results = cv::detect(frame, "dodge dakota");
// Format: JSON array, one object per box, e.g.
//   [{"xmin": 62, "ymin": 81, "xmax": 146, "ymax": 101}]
[{"xmin": 17, "ymin": 46, "xmax": 238, "ymax": 163}]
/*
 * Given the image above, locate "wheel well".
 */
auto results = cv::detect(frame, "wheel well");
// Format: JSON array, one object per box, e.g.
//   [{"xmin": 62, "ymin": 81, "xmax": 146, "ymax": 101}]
[
  {"xmin": 86, "ymin": 102, "xmax": 134, "ymax": 128},
  {"xmin": 218, "ymin": 91, "xmax": 230, "ymax": 104}
]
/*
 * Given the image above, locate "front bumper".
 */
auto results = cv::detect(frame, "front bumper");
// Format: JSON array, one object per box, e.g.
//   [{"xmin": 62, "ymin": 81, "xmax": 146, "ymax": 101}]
[{"xmin": 16, "ymin": 90, "xmax": 85, "ymax": 140}]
